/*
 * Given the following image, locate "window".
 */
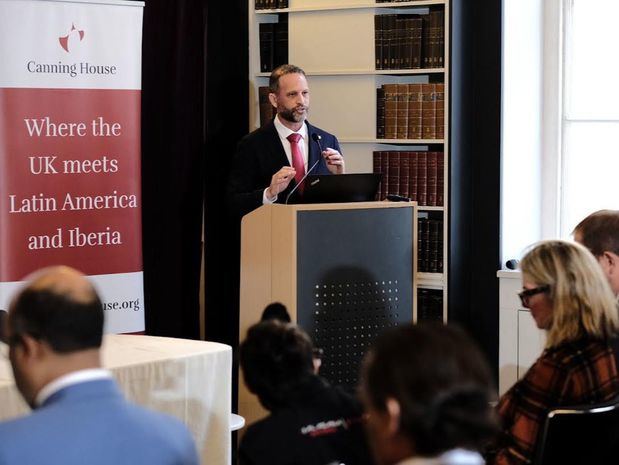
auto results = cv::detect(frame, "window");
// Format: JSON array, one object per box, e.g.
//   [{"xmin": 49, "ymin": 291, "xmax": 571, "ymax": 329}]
[
  {"xmin": 501, "ymin": 0, "xmax": 619, "ymax": 263},
  {"xmin": 558, "ymin": 0, "xmax": 619, "ymax": 236}
]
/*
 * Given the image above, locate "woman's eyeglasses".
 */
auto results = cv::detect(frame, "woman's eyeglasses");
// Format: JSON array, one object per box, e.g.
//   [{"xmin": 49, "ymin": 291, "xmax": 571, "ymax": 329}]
[{"xmin": 518, "ymin": 285, "xmax": 550, "ymax": 308}]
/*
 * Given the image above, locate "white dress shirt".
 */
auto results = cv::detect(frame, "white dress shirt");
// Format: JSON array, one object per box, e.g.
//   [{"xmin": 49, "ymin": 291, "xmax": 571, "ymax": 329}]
[
  {"xmin": 35, "ymin": 368, "xmax": 113, "ymax": 407},
  {"xmin": 262, "ymin": 115, "xmax": 309, "ymax": 204}
]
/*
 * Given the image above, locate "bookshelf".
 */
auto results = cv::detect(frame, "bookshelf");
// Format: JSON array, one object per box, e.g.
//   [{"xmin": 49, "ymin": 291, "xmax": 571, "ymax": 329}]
[{"xmin": 248, "ymin": 0, "xmax": 449, "ymax": 322}]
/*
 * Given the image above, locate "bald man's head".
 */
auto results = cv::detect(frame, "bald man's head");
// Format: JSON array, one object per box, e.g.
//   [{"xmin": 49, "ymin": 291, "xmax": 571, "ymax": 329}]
[{"xmin": 9, "ymin": 266, "xmax": 103, "ymax": 353}]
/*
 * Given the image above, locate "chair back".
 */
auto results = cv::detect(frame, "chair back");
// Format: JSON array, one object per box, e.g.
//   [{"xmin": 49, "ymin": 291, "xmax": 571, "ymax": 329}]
[{"xmin": 535, "ymin": 399, "xmax": 619, "ymax": 465}]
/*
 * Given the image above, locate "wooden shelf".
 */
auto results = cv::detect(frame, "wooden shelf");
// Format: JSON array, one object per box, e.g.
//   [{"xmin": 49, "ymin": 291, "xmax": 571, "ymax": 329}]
[
  {"xmin": 416, "ymin": 272, "xmax": 445, "ymax": 289},
  {"xmin": 256, "ymin": 68, "xmax": 445, "ymax": 77},
  {"xmin": 418, "ymin": 206, "xmax": 445, "ymax": 212},
  {"xmin": 255, "ymin": 1, "xmax": 445, "ymax": 14},
  {"xmin": 338, "ymin": 138, "xmax": 444, "ymax": 144}
]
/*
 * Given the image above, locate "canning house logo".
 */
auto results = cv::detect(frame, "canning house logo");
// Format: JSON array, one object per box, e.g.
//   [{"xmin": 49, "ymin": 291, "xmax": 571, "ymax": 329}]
[
  {"xmin": 25, "ymin": 22, "xmax": 117, "ymax": 77},
  {"xmin": 58, "ymin": 23, "xmax": 85, "ymax": 53}
]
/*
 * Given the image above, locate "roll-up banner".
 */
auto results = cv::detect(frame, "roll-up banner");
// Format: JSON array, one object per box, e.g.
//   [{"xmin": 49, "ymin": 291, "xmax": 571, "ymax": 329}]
[{"xmin": 0, "ymin": 0, "xmax": 145, "ymax": 333}]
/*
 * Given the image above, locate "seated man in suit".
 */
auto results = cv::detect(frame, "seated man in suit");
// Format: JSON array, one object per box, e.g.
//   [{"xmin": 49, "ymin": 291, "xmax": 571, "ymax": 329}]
[
  {"xmin": 573, "ymin": 209, "xmax": 619, "ymax": 296},
  {"xmin": 228, "ymin": 64, "xmax": 345, "ymax": 217},
  {"xmin": 0, "ymin": 266, "xmax": 198, "ymax": 465}
]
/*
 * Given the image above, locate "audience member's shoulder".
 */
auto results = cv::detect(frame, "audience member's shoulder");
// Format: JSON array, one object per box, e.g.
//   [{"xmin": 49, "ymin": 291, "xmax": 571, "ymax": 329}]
[
  {"xmin": 544, "ymin": 338, "xmax": 609, "ymax": 365},
  {"xmin": 125, "ymin": 403, "xmax": 198, "ymax": 462}
]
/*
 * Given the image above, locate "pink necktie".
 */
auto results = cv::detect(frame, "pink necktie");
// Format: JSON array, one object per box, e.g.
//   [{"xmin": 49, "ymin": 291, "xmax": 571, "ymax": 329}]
[{"xmin": 287, "ymin": 133, "xmax": 305, "ymax": 193}]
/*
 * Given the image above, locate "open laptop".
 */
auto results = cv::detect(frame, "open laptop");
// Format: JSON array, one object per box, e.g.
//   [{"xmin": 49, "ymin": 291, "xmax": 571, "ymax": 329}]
[{"xmin": 299, "ymin": 173, "xmax": 381, "ymax": 204}]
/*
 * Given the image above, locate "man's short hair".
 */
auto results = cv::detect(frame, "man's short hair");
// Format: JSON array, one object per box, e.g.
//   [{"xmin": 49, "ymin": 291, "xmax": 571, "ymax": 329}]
[
  {"xmin": 573, "ymin": 209, "xmax": 619, "ymax": 257},
  {"xmin": 240, "ymin": 320, "xmax": 314, "ymax": 410},
  {"xmin": 9, "ymin": 277, "xmax": 103, "ymax": 353},
  {"xmin": 269, "ymin": 64, "xmax": 306, "ymax": 93}
]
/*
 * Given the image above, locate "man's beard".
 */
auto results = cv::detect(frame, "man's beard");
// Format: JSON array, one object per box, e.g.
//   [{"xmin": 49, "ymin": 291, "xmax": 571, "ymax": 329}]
[{"xmin": 278, "ymin": 105, "xmax": 307, "ymax": 123}]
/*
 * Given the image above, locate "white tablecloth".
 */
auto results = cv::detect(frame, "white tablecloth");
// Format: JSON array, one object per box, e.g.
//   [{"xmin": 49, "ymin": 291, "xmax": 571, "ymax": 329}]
[{"xmin": 0, "ymin": 334, "xmax": 232, "ymax": 465}]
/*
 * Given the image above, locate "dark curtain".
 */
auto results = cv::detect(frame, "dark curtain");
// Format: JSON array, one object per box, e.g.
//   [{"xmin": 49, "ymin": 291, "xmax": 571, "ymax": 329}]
[
  {"xmin": 449, "ymin": 0, "xmax": 502, "ymax": 381},
  {"xmin": 141, "ymin": 0, "xmax": 208, "ymax": 339},
  {"xmin": 203, "ymin": 1, "xmax": 249, "ymax": 349}
]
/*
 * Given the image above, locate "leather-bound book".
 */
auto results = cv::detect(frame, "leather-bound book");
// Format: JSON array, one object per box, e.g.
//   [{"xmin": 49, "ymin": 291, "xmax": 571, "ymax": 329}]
[
  {"xmin": 429, "ymin": 219, "xmax": 440, "ymax": 272},
  {"xmin": 388, "ymin": 151, "xmax": 400, "ymax": 196},
  {"xmin": 422, "ymin": 14, "xmax": 431, "ymax": 68},
  {"xmin": 376, "ymin": 87, "xmax": 385, "ymax": 139},
  {"xmin": 407, "ymin": 83, "xmax": 423, "ymax": 139},
  {"xmin": 398, "ymin": 151, "xmax": 410, "ymax": 198},
  {"xmin": 427, "ymin": 151, "xmax": 438, "ymax": 206},
  {"xmin": 421, "ymin": 83, "xmax": 436, "ymax": 139},
  {"xmin": 259, "ymin": 23, "xmax": 274, "ymax": 73},
  {"xmin": 418, "ymin": 218, "xmax": 429, "ymax": 272},
  {"xmin": 273, "ymin": 20, "xmax": 288, "ymax": 68},
  {"xmin": 408, "ymin": 151, "xmax": 418, "ymax": 202},
  {"xmin": 396, "ymin": 84, "xmax": 409, "ymax": 140},
  {"xmin": 411, "ymin": 16, "xmax": 423, "ymax": 69},
  {"xmin": 435, "ymin": 82, "xmax": 445, "ymax": 139},
  {"xmin": 258, "ymin": 86, "xmax": 275, "ymax": 127},
  {"xmin": 437, "ymin": 151, "xmax": 444, "ymax": 206},
  {"xmin": 383, "ymin": 84, "xmax": 398, "ymax": 139},
  {"xmin": 373, "ymin": 151, "xmax": 383, "ymax": 200},
  {"xmin": 388, "ymin": 15, "xmax": 398, "ymax": 69},
  {"xmin": 375, "ymin": 15, "xmax": 384, "ymax": 70},
  {"xmin": 417, "ymin": 151, "xmax": 427, "ymax": 206},
  {"xmin": 437, "ymin": 218, "xmax": 444, "ymax": 272},
  {"xmin": 434, "ymin": 9, "xmax": 445, "ymax": 68},
  {"xmin": 383, "ymin": 15, "xmax": 396, "ymax": 69},
  {"xmin": 402, "ymin": 18, "xmax": 413, "ymax": 69},
  {"xmin": 381, "ymin": 149, "xmax": 390, "ymax": 199}
]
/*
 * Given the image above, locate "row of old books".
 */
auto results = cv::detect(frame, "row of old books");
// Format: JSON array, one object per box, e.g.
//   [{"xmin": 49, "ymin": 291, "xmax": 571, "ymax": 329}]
[
  {"xmin": 255, "ymin": 0, "xmax": 288, "ymax": 10},
  {"xmin": 375, "ymin": 11, "xmax": 444, "ymax": 70},
  {"xmin": 418, "ymin": 289, "xmax": 443, "ymax": 321},
  {"xmin": 377, "ymin": 83, "xmax": 444, "ymax": 140},
  {"xmin": 258, "ymin": 87, "xmax": 277, "ymax": 127},
  {"xmin": 259, "ymin": 20, "xmax": 288, "ymax": 73},
  {"xmin": 418, "ymin": 217, "xmax": 443, "ymax": 273},
  {"xmin": 373, "ymin": 151, "xmax": 444, "ymax": 206}
]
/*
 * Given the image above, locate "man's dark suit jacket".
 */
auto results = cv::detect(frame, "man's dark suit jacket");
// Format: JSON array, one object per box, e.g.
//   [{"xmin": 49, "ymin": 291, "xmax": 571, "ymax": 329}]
[{"xmin": 227, "ymin": 120, "xmax": 341, "ymax": 218}]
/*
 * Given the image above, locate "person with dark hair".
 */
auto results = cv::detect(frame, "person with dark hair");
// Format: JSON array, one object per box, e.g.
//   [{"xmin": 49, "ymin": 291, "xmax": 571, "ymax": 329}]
[
  {"xmin": 361, "ymin": 323, "xmax": 498, "ymax": 465},
  {"xmin": 488, "ymin": 240, "xmax": 619, "ymax": 465},
  {"xmin": 239, "ymin": 320, "xmax": 372, "ymax": 465},
  {"xmin": 573, "ymin": 209, "xmax": 619, "ymax": 295},
  {"xmin": 260, "ymin": 301, "xmax": 291, "ymax": 323},
  {"xmin": 228, "ymin": 64, "xmax": 345, "ymax": 217},
  {"xmin": 0, "ymin": 266, "xmax": 198, "ymax": 465}
]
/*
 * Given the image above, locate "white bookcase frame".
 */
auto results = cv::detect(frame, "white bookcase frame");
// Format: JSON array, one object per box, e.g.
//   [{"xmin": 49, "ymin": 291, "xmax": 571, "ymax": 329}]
[{"xmin": 248, "ymin": 0, "xmax": 450, "ymax": 321}]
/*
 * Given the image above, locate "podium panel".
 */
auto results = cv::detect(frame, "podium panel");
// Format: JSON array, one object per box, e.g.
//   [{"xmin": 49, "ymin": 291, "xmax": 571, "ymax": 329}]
[
  {"xmin": 239, "ymin": 201, "xmax": 417, "ymax": 427},
  {"xmin": 297, "ymin": 207, "xmax": 413, "ymax": 388}
]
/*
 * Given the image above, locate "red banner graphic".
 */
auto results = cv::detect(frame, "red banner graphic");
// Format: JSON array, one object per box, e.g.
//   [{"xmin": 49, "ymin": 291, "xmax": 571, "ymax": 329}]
[{"xmin": 0, "ymin": 88, "xmax": 142, "ymax": 280}]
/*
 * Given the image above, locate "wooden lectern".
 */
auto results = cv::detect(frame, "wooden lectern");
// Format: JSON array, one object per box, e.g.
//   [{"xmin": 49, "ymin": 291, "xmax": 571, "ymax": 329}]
[{"xmin": 239, "ymin": 201, "xmax": 417, "ymax": 427}]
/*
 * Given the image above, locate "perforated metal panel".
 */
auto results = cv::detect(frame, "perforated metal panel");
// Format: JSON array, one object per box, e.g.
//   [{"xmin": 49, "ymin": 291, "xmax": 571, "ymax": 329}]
[{"xmin": 296, "ymin": 208, "xmax": 413, "ymax": 390}]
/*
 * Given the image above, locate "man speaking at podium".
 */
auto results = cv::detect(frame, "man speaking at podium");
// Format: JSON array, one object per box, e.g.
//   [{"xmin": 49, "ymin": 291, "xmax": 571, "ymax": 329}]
[{"xmin": 228, "ymin": 64, "xmax": 345, "ymax": 218}]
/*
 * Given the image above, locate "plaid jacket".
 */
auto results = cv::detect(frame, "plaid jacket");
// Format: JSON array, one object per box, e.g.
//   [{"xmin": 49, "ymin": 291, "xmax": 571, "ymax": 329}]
[{"xmin": 487, "ymin": 338, "xmax": 619, "ymax": 465}]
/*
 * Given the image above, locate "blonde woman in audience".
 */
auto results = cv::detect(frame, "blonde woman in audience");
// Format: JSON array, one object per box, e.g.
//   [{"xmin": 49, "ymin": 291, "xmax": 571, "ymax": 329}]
[{"xmin": 488, "ymin": 240, "xmax": 619, "ymax": 465}]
